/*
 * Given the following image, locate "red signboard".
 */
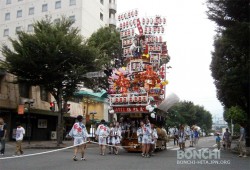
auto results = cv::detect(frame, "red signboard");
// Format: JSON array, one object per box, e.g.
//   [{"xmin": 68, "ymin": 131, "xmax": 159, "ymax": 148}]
[{"xmin": 113, "ymin": 106, "xmax": 148, "ymax": 113}]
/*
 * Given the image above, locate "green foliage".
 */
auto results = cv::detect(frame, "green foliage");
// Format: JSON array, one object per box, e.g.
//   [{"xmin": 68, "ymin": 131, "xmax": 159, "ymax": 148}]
[
  {"xmin": 1, "ymin": 16, "xmax": 97, "ymax": 101},
  {"xmin": 224, "ymin": 106, "xmax": 247, "ymax": 124},
  {"xmin": 166, "ymin": 101, "xmax": 212, "ymax": 133},
  {"xmin": 207, "ymin": 0, "xmax": 249, "ymax": 116},
  {"xmin": 84, "ymin": 27, "xmax": 122, "ymax": 91},
  {"xmin": 87, "ymin": 27, "xmax": 122, "ymax": 69}
]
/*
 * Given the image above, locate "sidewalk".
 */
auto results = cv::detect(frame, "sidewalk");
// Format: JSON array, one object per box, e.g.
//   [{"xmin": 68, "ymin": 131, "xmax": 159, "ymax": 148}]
[{"xmin": 6, "ymin": 140, "xmax": 98, "ymax": 149}]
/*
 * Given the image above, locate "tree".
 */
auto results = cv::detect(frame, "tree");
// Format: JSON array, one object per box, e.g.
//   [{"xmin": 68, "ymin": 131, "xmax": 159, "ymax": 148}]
[
  {"xmin": 166, "ymin": 101, "xmax": 212, "ymax": 133},
  {"xmin": 0, "ymin": 17, "xmax": 97, "ymax": 145},
  {"xmin": 84, "ymin": 27, "xmax": 122, "ymax": 91},
  {"xmin": 224, "ymin": 106, "xmax": 247, "ymax": 124},
  {"xmin": 207, "ymin": 0, "xmax": 250, "ymax": 145}
]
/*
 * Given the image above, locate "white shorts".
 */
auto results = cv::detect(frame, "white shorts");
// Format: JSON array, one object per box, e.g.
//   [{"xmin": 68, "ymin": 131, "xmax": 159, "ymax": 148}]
[
  {"xmin": 74, "ymin": 137, "xmax": 84, "ymax": 146},
  {"xmin": 142, "ymin": 135, "xmax": 152, "ymax": 144},
  {"xmin": 111, "ymin": 137, "xmax": 121, "ymax": 145},
  {"xmin": 98, "ymin": 136, "xmax": 107, "ymax": 145}
]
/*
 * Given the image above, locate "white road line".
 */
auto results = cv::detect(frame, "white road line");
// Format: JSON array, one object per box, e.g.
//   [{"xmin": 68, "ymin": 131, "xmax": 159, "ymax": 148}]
[{"xmin": 212, "ymin": 144, "xmax": 217, "ymax": 147}]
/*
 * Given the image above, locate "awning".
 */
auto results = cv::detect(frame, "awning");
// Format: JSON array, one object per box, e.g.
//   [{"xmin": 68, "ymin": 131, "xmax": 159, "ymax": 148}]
[{"xmin": 157, "ymin": 93, "xmax": 180, "ymax": 113}]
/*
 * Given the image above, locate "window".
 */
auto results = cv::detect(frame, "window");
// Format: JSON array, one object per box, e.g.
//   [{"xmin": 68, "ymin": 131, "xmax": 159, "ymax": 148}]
[
  {"xmin": 3, "ymin": 29, "xmax": 9, "ymax": 37},
  {"xmin": 27, "ymin": 24, "xmax": 33, "ymax": 32},
  {"xmin": 5, "ymin": 13, "xmax": 10, "ymax": 21},
  {"xmin": 42, "ymin": 4, "xmax": 48, "ymax": 12},
  {"xmin": 19, "ymin": 83, "xmax": 29, "ymax": 98},
  {"xmin": 17, "ymin": 10, "xmax": 22, "ymax": 18},
  {"xmin": 29, "ymin": 7, "xmax": 34, "ymax": 15},
  {"xmin": 40, "ymin": 86, "xmax": 48, "ymax": 102},
  {"xmin": 69, "ymin": 15, "xmax": 75, "ymax": 23},
  {"xmin": 16, "ymin": 26, "xmax": 21, "ymax": 33},
  {"xmin": 69, "ymin": 0, "xmax": 76, "ymax": 6},
  {"xmin": 55, "ymin": 1, "xmax": 61, "ymax": 9},
  {"xmin": 6, "ymin": 0, "xmax": 11, "ymax": 5},
  {"xmin": 100, "ymin": 12, "xmax": 103, "ymax": 21},
  {"xmin": 100, "ymin": 0, "xmax": 103, "ymax": 5}
]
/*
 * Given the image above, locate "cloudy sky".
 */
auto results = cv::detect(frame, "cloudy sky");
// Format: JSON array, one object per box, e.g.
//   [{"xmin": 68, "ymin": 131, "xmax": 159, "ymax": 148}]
[{"xmin": 117, "ymin": 0, "xmax": 224, "ymax": 118}]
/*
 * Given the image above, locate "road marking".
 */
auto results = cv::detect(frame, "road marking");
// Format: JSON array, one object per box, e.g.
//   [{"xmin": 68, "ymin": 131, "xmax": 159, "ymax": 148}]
[{"xmin": 212, "ymin": 144, "xmax": 217, "ymax": 147}]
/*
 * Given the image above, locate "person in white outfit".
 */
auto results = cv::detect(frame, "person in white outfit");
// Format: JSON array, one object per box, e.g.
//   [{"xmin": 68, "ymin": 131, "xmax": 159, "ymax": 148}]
[
  {"xmin": 178, "ymin": 126, "xmax": 186, "ymax": 151},
  {"xmin": 69, "ymin": 115, "xmax": 88, "ymax": 161},
  {"xmin": 112, "ymin": 122, "xmax": 121, "ymax": 155},
  {"xmin": 95, "ymin": 119, "xmax": 109, "ymax": 156},
  {"xmin": 14, "ymin": 123, "xmax": 25, "ymax": 156}
]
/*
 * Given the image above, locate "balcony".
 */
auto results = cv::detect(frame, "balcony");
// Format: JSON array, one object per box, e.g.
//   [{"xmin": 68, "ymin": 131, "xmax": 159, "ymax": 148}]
[
  {"xmin": 109, "ymin": 18, "xmax": 116, "ymax": 27},
  {"xmin": 109, "ymin": 2, "xmax": 117, "ymax": 12}
]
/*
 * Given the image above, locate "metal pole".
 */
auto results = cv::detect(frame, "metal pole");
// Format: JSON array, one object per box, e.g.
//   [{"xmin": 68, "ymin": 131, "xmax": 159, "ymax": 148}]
[{"xmin": 28, "ymin": 103, "xmax": 31, "ymax": 144}]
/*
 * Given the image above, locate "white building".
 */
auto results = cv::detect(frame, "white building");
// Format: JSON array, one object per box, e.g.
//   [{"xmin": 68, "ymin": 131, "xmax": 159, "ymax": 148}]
[{"xmin": 0, "ymin": 0, "xmax": 117, "ymax": 61}]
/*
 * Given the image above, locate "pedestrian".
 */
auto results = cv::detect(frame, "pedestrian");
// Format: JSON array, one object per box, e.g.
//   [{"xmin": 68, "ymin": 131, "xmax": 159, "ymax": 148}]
[
  {"xmin": 14, "ymin": 123, "xmax": 25, "ymax": 156},
  {"xmin": 223, "ymin": 128, "xmax": 231, "ymax": 150},
  {"xmin": 173, "ymin": 126, "xmax": 179, "ymax": 146},
  {"xmin": 238, "ymin": 124, "xmax": 247, "ymax": 158},
  {"xmin": 189, "ymin": 126, "xmax": 194, "ymax": 147},
  {"xmin": 193, "ymin": 128, "xmax": 199, "ymax": 146},
  {"xmin": 142, "ymin": 118, "xmax": 152, "ymax": 158},
  {"xmin": 0, "ymin": 118, "xmax": 7, "ymax": 156},
  {"xmin": 216, "ymin": 133, "xmax": 221, "ymax": 150},
  {"xmin": 178, "ymin": 126, "xmax": 186, "ymax": 151},
  {"xmin": 95, "ymin": 119, "xmax": 109, "ymax": 156},
  {"xmin": 69, "ymin": 115, "xmax": 88, "ymax": 161}
]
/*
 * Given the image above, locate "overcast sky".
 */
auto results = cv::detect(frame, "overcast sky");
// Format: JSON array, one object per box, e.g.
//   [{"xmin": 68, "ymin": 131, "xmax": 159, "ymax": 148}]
[{"xmin": 117, "ymin": 0, "xmax": 224, "ymax": 118}]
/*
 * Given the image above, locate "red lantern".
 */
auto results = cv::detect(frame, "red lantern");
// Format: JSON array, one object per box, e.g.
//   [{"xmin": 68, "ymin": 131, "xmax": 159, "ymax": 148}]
[
  {"xmin": 128, "ymin": 12, "xmax": 131, "ymax": 18},
  {"xmin": 161, "ymin": 27, "xmax": 164, "ymax": 33}
]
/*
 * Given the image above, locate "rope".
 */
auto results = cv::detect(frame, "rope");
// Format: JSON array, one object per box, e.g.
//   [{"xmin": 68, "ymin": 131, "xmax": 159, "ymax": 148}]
[{"xmin": 0, "ymin": 140, "xmax": 140, "ymax": 160}]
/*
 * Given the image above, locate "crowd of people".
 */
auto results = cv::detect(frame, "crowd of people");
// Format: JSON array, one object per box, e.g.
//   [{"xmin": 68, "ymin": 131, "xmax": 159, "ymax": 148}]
[
  {"xmin": 0, "ymin": 116, "xmax": 247, "ymax": 160},
  {"xmin": 172, "ymin": 125, "xmax": 200, "ymax": 151},
  {"xmin": 68, "ymin": 115, "xmax": 164, "ymax": 160}
]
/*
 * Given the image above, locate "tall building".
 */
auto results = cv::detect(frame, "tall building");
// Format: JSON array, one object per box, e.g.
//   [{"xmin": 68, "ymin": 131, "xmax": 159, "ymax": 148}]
[
  {"xmin": 0, "ymin": 0, "xmax": 116, "ymax": 141},
  {"xmin": 0, "ymin": 0, "xmax": 117, "ymax": 61}
]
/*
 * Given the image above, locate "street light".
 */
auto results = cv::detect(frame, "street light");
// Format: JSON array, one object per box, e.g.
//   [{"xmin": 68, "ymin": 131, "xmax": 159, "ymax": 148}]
[{"xmin": 89, "ymin": 111, "xmax": 97, "ymax": 140}]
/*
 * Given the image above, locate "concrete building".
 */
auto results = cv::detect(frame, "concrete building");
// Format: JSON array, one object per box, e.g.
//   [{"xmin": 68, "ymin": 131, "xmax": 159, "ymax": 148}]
[
  {"xmin": 0, "ymin": 0, "xmax": 116, "ymax": 141},
  {"xmin": 0, "ymin": 0, "xmax": 117, "ymax": 60}
]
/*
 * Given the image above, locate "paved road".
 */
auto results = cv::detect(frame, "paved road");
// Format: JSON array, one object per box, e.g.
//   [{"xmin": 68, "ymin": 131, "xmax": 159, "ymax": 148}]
[{"xmin": 0, "ymin": 136, "xmax": 249, "ymax": 170}]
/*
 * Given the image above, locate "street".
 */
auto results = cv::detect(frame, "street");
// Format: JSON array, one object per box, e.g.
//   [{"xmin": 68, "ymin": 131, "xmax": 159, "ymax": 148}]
[{"xmin": 0, "ymin": 136, "xmax": 249, "ymax": 170}]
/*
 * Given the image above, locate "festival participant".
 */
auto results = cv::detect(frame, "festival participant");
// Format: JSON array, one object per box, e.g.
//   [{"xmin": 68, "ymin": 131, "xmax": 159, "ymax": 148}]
[
  {"xmin": 189, "ymin": 126, "xmax": 194, "ymax": 147},
  {"xmin": 95, "ymin": 119, "xmax": 109, "ymax": 156},
  {"xmin": 150, "ymin": 124, "xmax": 158, "ymax": 156},
  {"xmin": 178, "ymin": 125, "xmax": 186, "ymax": 151},
  {"xmin": 108, "ymin": 123, "xmax": 114, "ymax": 154},
  {"xmin": 69, "ymin": 115, "xmax": 88, "ymax": 161},
  {"xmin": 142, "ymin": 118, "xmax": 152, "ymax": 158},
  {"xmin": 113, "ymin": 122, "xmax": 122, "ymax": 155},
  {"xmin": 137, "ymin": 120, "xmax": 144, "ymax": 155}
]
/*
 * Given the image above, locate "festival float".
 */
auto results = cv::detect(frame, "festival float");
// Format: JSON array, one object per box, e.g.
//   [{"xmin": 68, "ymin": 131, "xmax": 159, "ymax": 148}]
[{"xmin": 108, "ymin": 9, "xmax": 170, "ymax": 152}]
